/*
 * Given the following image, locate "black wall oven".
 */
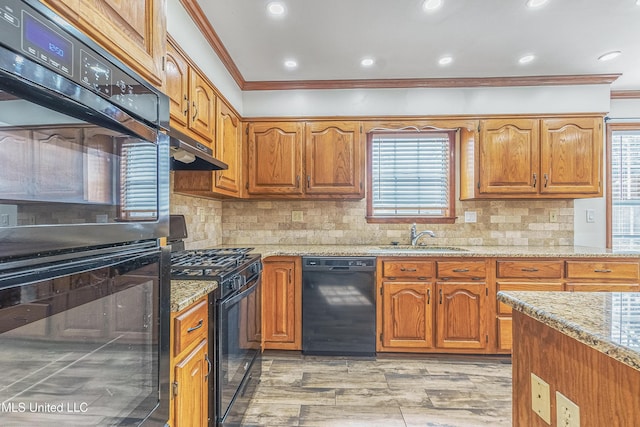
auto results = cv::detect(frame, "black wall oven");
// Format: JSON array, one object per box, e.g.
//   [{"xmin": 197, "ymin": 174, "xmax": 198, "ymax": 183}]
[{"xmin": 0, "ymin": 0, "xmax": 170, "ymax": 425}]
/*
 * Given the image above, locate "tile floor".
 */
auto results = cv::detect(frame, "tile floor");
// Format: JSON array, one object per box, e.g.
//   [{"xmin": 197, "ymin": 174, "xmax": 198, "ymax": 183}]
[{"xmin": 242, "ymin": 351, "xmax": 512, "ymax": 427}]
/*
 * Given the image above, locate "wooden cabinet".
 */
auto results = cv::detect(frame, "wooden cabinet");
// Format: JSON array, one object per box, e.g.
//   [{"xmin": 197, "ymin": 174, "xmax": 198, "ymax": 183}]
[
  {"xmin": 565, "ymin": 260, "xmax": 640, "ymax": 292},
  {"xmin": 166, "ymin": 40, "xmax": 216, "ymax": 146},
  {"xmin": 435, "ymin": 261, "xmax": 489, "ymax": 350},
  {"xmin": 170, "ymin": 297, "xmax": 210, "ymax": 427},
  {"xmin": 377, "ymin": 258, "xmax": 491, "ymax": 353},
  {"xmin": 214, "ymin": 99, "xmax": 242, "ymax": 196},
  {"xmin": 246, "ymin": 121, "xmax": 364, "ymax": 198},
  {"xmin": 42, "ymin": 0, "xmax": 166, "ymax": 88},
  {"xmin": 461, "ymin": 116, "xmax": 603, "ymax": 199},
  {"xmin": 304, "ymin": 121, "xmax": 364, "ymax": 197},
  {"xmin": 262, "ymin": 257, "xmax": 302, "ymax": 350}
]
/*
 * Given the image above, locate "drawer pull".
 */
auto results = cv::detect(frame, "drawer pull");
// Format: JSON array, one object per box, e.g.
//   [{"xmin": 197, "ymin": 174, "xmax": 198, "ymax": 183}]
[
  {"xmin": 452, "ymin": 268, "xmax": 469, "ymax": 273},
  {"xmin": 417, "ymin": 276, "xmax": 427, "ymax": 280},
  {"xmin": 521, "ymin": 268, "xmax": 539, "ymax": 272},
  {"xmin": 187, "ymin": 319, "xmax": 204, "ymax": 333},
  {"xmin": 400, "ymin": 267, "xmax": 417, "ymax": 272},
  {"xmin": 594, "ymin": 269, "xmax": 612, "ymax": 273},
  {"xmin": 472, "ymin": 277, "xmax": 483, "ymax": 281}
]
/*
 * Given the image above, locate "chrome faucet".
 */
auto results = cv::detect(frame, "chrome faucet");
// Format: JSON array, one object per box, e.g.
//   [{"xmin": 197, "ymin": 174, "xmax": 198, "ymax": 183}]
[{"xmin": 410, "ymin": 223, "xmax": 436, "ymax": 246}]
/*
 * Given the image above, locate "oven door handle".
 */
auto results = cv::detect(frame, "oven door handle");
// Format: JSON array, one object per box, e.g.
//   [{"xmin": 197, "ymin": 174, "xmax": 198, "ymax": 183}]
[{"xmin": 221, "ymin": 280, "xmax": 259, "ymax": 308}]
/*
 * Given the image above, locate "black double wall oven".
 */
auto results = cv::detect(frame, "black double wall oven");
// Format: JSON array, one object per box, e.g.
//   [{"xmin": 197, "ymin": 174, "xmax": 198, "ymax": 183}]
[{"xmin": 0, "ymin": 0, "xmax": 170, "ymax": 425}]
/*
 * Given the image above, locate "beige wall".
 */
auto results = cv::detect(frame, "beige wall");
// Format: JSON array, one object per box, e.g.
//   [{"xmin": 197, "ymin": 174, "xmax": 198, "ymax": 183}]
[{"xmin": 220, "ymin": 198, "xmax": 573, "ymax": 247}]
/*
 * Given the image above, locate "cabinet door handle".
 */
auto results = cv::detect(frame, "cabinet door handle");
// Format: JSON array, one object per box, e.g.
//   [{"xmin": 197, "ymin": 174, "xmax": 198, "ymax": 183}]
[
  {"xmin": 205, "ymin": 353, "xmax": 212, "ymax": 379},
  {"xmin": 183, "ymin": 95, "xmax": 189, "ymax": 116},
  {"xmin": 400, "ymin": 267, "xmax": 417, "ymax": 272},
  {"xmin": 544, "ymin": 173, "xmax": 549, "ymax": 188},
  {"xmin": 439, "ymin": 288, "xmax": 443, "ymax": 304},
  {"xmin": 521, "ymin": 268, "xmax": 539, "ymax": 272},
  {"xmin": 192, "ymin": 101, "xmax": 198, "ymax": 120},
  {"xmin": 594, "ymin": 269, "xmax": 612, "ymax": 273},
  {"xmin": 532, "ymin": 173, "xmax": 537, "ymax": 188},
  {"xmin": 187, "ymin": 319, "xmax": 203, "ymax": 333},
  {"xmin": 452, "ymin": 268, "xmax": 469, "ymax": 273},
  {"xmin": 427, "ymin": 288, "xmax": 431, "ymax": 305},
  {"xmin": 307, "ymin": 175, "xmax": 311, "ymax": 188},
  {"xmin": 296, "ymin": 175, "xmax": 300, "ymax": 188}
]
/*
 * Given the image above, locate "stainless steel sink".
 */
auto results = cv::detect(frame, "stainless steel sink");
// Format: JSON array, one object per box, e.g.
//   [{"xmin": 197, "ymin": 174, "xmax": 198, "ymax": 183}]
[{"xmin": 373, "ymin": 245, "xmax": 468, "ymax": 253}]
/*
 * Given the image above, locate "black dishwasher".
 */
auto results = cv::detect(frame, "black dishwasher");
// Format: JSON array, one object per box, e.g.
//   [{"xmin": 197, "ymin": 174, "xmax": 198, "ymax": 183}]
[{"xmin": 302, "ymin": 257, "xmax": 376, "ymax": 356}]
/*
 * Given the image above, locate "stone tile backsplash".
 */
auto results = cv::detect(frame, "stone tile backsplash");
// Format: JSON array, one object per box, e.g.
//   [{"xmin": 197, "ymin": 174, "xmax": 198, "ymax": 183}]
[{"xmin": 171, "ymin": 173, "xmax": 574, "ymax": 247}]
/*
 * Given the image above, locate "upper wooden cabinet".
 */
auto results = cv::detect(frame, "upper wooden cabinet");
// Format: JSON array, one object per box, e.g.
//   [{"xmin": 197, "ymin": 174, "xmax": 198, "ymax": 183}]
[
  {"xmin": 304, "ymin": 122, "xmax": 364, "ymax": 196},
  {"xmin": 215, "ymin": 99, "xmax": 242, "ymax": 196},
  {"xmin": 461, "ymin": 116, "xmax": 603, "ymax": 199},
  {"xmin": 42, "ymin": 0, "xmax": 166, "ymax": 88},
  {"xmin": 246, "ymin": 122, "xmax": 305, "ymax": 196},
  {"xmin": 246, "ymin": 121, "xmax": 364, "ymax": 198},
  {"xmin": 166, "ymin": 40, "xmax": 216, "ymax": 146}
]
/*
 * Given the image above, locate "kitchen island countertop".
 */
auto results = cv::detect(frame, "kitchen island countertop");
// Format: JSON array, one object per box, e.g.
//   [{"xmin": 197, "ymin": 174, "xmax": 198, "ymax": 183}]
[{"xmin": 498, "ymin": 290, "xmax": 640, "ymax": 371}]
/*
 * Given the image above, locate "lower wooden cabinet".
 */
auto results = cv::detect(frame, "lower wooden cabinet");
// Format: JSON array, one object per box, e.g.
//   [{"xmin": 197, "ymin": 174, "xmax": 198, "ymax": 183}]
[
  {"xmin": 435, "ymin": 282, "xmax": 489, "ymax": 350},
  {"xmin": 381, "ymin": 281, "xmax": 434, "ymax": 349},
  {"xmin": 170, "ymin": 297, "xmax": 210, "ymax": 427},
  {"xmin": 262, "ymin": 257, "xmax": 302, "ymax": 350}
]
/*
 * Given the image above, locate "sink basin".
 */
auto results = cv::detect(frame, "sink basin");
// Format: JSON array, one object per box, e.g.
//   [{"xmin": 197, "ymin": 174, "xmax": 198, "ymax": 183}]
[{"xmin": 373, "ymin": 245, "xmax": 468, "ymax": 253}]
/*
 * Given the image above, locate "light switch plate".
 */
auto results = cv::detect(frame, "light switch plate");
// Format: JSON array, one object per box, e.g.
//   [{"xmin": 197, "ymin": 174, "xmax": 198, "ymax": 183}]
[
  {"xmin": 292, "ymin": 211, "xmax": 304, "ymax": 222},
  {"xmin": 531, "ymin": 373, "xmax": 551, "ymax": 424},
  {"xmin": 464, "ymin": 211, "xmax": 477, "ymax": 223},
  {"xmin": 586, "ymin": 209, "xmax": 595, "ymax": 223}
]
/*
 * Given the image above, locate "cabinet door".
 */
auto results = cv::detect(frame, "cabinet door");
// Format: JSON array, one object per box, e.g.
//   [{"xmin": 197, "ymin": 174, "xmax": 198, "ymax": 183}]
[
  {"xmin": 43, "ymin": 0, "xmax": 166, "ymax": 88},
  {"xmin": 166, "ymin": 41, "xmax": 190, "ymax": 129},
  {"xmin": 479, "ymin": 119, "xmax": 539, "ymax": 194},
  {"xmin": 436, "ymin": 283, "xmax": 488, "ymax": 349},
  {"xmin": 381, "ymin": 282, "xmax": 434, "ymax": 349},
  {"xmin": 304, "ymin": 121, "xmax": 363, "ymax": 196},
  {"xmin": 189, "ymin": 70, "xmax": 216, "ymax": 144},
  {"xmin": 247, "ymin": 122, "xmax": 304, "ymax": 195},
  {"xmin": 0, "ymin": 129, "xmax": 31, "ymax": 199},
  {"xmin": 173, "ymin": 339, "xmax": 209, "ymax": 427},
  {"xmin": 540, "ymin": 117, "xmax": 602, "ymax": 195},
  {"xmin": 262, "ymin": 257, "xmax": 301, "ymax": 349},
  {"xmin": 215, "ymin": 100, "xmax": 242, "ymax": 195},
  {"xmin": 32, "ymin": 128, "xmax": 84, "ymax": 200}
]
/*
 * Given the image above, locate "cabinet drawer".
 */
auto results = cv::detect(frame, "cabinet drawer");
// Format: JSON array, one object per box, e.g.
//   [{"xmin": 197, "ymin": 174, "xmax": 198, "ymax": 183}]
[
  {"xmin": 496, "ymin": 260, "xmax": 563, "ymax": 279},
  {"xmin": 566, "ymin": 261, "xmax": 639, "ymax": 280},
  {"xmin": 436, "ymin": 261, "xmax": 486, "ymax": 280},
  {"xmin": 496, "ymin": 282, "xmax": 563, "ymax": 314},
  {"xmin": 174, "ymin": 299, "xmax": 208, "ymax": 355},
  {"xmin": 382, "ymin": 260, "xmax": 433, "ymax": 278},
  {"xmin": 566, "ymin": 283, "xmax": 640, "ymax": 292}
]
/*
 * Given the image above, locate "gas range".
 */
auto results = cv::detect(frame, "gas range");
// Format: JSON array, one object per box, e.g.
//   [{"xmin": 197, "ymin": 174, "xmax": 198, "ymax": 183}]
[{"xmin": 170, "ymin": 247, "xmax": 262, "ymax": 298}]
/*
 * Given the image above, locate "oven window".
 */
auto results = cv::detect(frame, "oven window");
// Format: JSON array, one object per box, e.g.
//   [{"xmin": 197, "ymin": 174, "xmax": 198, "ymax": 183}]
[
  {"xmin": 0, "ymin": 94, "xmax": 158, "ymax": 226},
  {"xmin": 0, "ymin": 255, "xmax": 160, "ymax": 425}
]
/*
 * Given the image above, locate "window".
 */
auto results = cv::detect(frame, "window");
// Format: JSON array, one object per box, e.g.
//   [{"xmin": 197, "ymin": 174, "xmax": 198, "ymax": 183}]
[
  {"xmin": 366, "ymin": 131, "xmax": 455, "ymax": 223},
  {"xmin": 608, "ymin": 124, "xmax": 640, "ymax": 250}
]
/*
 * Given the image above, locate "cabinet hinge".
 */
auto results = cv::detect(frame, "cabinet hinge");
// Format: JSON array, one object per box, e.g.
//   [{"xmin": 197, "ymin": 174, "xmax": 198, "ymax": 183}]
[
  {"xmin": 477, "ymin": 123, "xmax": 481, "ymax": 132},
  {"xmin": 380, "ymin": 287, "xmax": 383, "ymax": 296},
  {"xmin": 485, "ymin": 287, "xmax": 488, "ymax": 296},
  {"xmin": 477, "ymin": 181, "xmax": 480, "ymax": 190},
  {"xmin": 486, "ymin": 334, "xmax": 489, "ymax": 343},
  {"xmin": 379, "ymin": 333, "xmax": 383, "ymax": 342},
  {"xmin": 162, "ymin": 55, "xmax": 165, "ymax": 71},
  {"xmin": 245, "ymin": 182, "xmax": 249, "ymax": 190},
  {"xmin": 172, "ymin": 381, "xmax": 178, "ymax": 397}
]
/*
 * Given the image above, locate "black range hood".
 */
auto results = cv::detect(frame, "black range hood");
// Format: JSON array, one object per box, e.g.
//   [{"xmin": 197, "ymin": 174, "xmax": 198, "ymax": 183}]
[{"xmin": 169, "ymin": 128, "xmax": 228, "ymax": 171}]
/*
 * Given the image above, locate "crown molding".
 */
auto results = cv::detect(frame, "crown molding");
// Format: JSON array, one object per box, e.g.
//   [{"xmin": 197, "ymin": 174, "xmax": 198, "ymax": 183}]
[{"xmin": 611, "ymin": 90, "xmax": 640, "ymax": 99}]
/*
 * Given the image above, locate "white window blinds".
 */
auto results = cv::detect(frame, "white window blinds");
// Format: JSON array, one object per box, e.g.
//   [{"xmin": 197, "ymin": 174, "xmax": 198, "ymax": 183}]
[
  {"xmin": 119, "ymin": 140, "xmax": 158, "ymax": 220},
  {"xmin": 370, "ymin": 132, "xmax": 451, "ymax": 218},
  {"xmin": 611, "ymin": 130, "xmax": 640, "ymax": 250}
]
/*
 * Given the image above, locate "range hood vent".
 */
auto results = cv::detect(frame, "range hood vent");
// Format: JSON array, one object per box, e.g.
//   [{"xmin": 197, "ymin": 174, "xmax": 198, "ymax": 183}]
[{"xmin": 169, "ymin": 129, "xmax": 228, "ymax": 171}]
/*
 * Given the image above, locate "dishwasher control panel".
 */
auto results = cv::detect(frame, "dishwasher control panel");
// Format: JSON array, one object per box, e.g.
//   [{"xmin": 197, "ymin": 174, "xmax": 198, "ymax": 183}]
[{"xmin": 303, "ymin": 257, "xmax": 376, "ymax": 271}]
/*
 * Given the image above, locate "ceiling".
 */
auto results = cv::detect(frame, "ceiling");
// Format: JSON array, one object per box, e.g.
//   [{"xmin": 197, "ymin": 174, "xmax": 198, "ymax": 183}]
[{"xmin": 194, "ymin": 0, "xmax": 639, "ymax": 91}]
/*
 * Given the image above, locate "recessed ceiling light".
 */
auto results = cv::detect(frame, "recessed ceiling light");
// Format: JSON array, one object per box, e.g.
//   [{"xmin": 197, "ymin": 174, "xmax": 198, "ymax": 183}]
[
  {"xmin": 518, "ymin": 54, "xmax": 535, "ymax": 64},
  {"xmin": 423, "ymin": 0, "xmax": 443, "ymax": 11},
  {"xmin": 284, "ymin": 59, "xmax": 298, "ymax": 69},
  {"xmin": 267, "ymin": 2, "xmax": 286, "ymax": 16},
  {"xmin": 360, "ymin": 58, "xmax": 375, "ymax": 67},
  {"xmin": 526, "ymin": 0, "xmax": 549, "ymax": 8},
  {"xmin": 598, "ymin": 50, "xmax": 622, "ymax": 61},
  {"xmin": 438, "ymin": 56, "xmax": 453, "ymax": 66},
  {"xmin": 636, "ymin": 0, "xmax": 640, "ymax": 5}
]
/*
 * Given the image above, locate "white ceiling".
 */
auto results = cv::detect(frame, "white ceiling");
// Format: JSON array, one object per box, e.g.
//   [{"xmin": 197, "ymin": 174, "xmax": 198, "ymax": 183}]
[{"xmin": 196, "ymin": 0, "xmax": 639, "ymax": 90}]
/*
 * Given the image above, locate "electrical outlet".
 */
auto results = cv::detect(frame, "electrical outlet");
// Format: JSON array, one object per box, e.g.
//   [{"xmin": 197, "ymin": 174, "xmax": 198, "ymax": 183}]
[
  {"xmin": 197, "ymin": 207, "xmax": 205, "ymax": 222},
  {"xmin": 549, "ymin": 209, "xmax": 559, "ymax": 223},
  {"xmin": 531, "ymin": 373, "xmax": 551, "ymax": 424},
  {"xmin": 464, "ymin": 211, "xmax": 477, "ymax": 223},
  {"xmin": 556, "ymin": 391, "xmax": 580, "ymax": 427},
  {"xmin": 292, "ymin": 211, "xmax": 304, "ymax": 222}
]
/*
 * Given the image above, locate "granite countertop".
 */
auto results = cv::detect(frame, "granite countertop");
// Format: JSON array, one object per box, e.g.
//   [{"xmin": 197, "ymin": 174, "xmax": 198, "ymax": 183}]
[
  {"xmin": 497, "ymin": 291, "xmax": 640, "ymax": 371},
  {"xmin": 170, "ymin": 280, "xmax": 218, "ymax": 312},
  {"xmin": 249, "ymin": 244, "xmax": 639, "ymax": 258}
]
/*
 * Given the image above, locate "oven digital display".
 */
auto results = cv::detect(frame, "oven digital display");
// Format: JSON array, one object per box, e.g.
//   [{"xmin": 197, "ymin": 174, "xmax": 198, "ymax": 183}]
[{"xmin": 22, "ymin": 11, "xmax": 73, "ymax": 74}]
